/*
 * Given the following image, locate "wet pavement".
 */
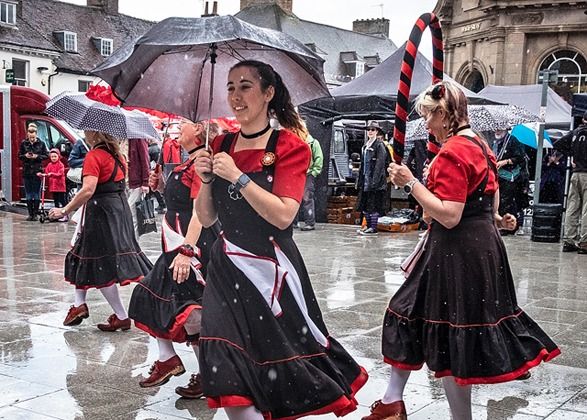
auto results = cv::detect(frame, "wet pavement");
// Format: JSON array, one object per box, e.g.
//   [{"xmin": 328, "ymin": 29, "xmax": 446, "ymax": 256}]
[{"xmin": 0, "ymin": 211, "xmax": 586, "ymax": 419}]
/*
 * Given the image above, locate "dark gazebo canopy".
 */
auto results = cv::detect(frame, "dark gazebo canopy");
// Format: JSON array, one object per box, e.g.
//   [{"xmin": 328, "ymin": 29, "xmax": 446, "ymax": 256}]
[{"xmin": 300, "ymin": 42, "xmax": 497, "ymax": 122}]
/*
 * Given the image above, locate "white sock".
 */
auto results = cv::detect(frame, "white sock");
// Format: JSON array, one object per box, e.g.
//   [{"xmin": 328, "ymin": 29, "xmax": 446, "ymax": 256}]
[
  {"xmin": 99, "ymin": 284, "xmax": 128, "ymax": 320},
  {"xmin": 191, "ymin": 343, "xmax": 199, "ymax": 363},
  {"xmin": 157, "ymin": 338, "xmax": 177, "ymax": 362},
  {"xmin": 441, "ymin": 377, "xmax": 472, "ymax": 420},
  {"xmin": 224, "ymin": 406, "xmax": 264, "ymax": 420},
  {"xmin": 382, "ymin": 366, "xmax": 411, "ymax": 404},
  {"xmin": 74, "ymin": 289, "xmax": 87, "ymax": 307}
]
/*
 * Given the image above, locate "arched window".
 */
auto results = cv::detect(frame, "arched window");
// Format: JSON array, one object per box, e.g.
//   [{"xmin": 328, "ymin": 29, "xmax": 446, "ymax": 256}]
[
  {"xmin": 538, "ymin": 50, "xmax": 587, "ymax": 98},
  {"xmin": 462, "ymin": 69, "xmax": 485, "ymax": 93}
]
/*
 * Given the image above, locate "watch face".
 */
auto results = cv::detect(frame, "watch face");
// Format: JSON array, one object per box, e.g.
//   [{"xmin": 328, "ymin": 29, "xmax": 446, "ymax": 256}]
[{"xmin": 403, "ymin": 185, "xmax": 411, "ymax": 194}]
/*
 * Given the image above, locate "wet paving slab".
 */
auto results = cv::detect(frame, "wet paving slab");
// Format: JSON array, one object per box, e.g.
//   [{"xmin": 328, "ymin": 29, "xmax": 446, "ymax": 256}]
[{"xmin": 0, "ymin": 212, "xmax": 585, "ymax": 419}]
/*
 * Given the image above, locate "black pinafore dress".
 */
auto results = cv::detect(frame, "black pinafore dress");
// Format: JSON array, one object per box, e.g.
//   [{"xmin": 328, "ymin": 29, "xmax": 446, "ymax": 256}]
[
  {"xmin": 129, "ymin": 159, "xmax": 219, "ymax": 342},
  {"xmin": 64, "ymin": 146, "xmax": 153, "ymax": 289},
  {"xmin": 381, "ymin": 136, "xmax": 560, "ymax": 385},
  {"xmin": 199, "ymin": 131, "xmax": 367, "ymax": 419}
]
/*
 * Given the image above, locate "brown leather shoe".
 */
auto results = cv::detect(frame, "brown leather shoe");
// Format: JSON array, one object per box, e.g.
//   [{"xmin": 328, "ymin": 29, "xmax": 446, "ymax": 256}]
[
  {"xmin": 362, "ymin": 400, "xmax": 407, "ymax": 420},
  {"xmin": 175, "ymin": 373, "xmax": 204, "ymax": 399},
  {"xmin": 97, "ymin": 314, "xmax": 131, "ymax": 332},
  {"xmin": 139, "ymin": 355, "xmax": 185, "ymax": 388},
  {"xmin": 63, "ymin": 304, "xmax": 89, "ymax": 326}
]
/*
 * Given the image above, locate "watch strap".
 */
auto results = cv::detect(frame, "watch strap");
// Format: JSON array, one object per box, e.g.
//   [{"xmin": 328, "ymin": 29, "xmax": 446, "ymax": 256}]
[{"xmin": 234, "ymin": 173, "xmax": 251, "ymax": 193}]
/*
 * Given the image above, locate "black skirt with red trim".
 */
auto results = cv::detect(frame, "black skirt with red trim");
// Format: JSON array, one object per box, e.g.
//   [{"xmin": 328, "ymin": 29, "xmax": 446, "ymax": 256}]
[
  {"xmin": 199, "ymin": 236, "xmax": 368, "ymax": 420},
  {"xmin": 128, "ymin": 211, "xmax": 219, "ymax": 343},
  {"xmin": 64, "ymin": 191, "xmax": 152, "ymax": 289},
  {"xmin": 382, "ymin": 211, "xmax": 560, "ymax": 385}
]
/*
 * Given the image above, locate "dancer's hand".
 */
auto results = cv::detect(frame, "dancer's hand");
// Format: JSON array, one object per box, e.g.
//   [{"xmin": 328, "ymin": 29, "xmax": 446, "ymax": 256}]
[
  {"xmin": 212, "ymin": 152, "xmax": 241, "ymax": 183},
  {"xmin": 496, "ymin": 213, "xmax": 517, "ymax": 231},
  {"xmin": 48, "ymin": 207, "xmax": 66, "ymax": 221},
  {"xmin": 194, "ymin": 149, "xmax": 214, "ymax": 183},
  {"xmin": 170, "ymin": 253, "xmax": 191, "ymax": 284},
  {"xmin": 388, "ymin": 162, "xmax": 414, "ymax": 188}
]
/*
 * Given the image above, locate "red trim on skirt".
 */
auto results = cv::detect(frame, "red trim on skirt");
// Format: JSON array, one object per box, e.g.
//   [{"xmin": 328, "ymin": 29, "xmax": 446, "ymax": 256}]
[
  {"xmin": 134, "ymin": 304, "xmax": 202, "ymax": 343},
  {"xmin": 65, "ymin": 276, "xmax": 142, "ymax": 290},
  {"xmin": 205, "ymin": 366, "xmax": 369, "ymax": 420},
  {"xmin": 385, "ymin": 348, "xmax": 561, "ymax": 385}
]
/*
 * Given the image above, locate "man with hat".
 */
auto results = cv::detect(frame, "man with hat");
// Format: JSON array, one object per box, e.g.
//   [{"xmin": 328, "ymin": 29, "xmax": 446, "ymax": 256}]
[
  {"xmin": 356, "ymin": 120, "xmax": 390, "ymax": 235},
  {"xmin": 557, "ymin": 111, "xmax": 587, "ymax": 254}
]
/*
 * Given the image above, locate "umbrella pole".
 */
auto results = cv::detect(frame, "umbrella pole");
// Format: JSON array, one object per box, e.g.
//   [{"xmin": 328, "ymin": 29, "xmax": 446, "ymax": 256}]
[{"xmin": 205, "ymin": 43, "xmax": 218, "ymax": 150}]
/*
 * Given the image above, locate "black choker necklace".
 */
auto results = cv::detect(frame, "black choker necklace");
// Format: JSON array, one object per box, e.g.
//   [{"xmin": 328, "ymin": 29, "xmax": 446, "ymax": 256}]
[
  {"xmin": 240, "ymin": 123, "xmax": 271, "ymax": 139},
  {"xmin": 187, "ymin": 144, "xmax": 205, "ymax": 155}
]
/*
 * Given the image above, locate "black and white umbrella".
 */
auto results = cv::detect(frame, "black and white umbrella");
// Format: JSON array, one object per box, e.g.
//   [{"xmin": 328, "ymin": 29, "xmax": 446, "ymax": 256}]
[
  {"xmin": 91, "ymin": 15, "xmax": 329, "ymax": 134},
  {"xmin": 45, "ymin": 92, "xmax": 160, "ymax": 141},
  {"xmin": 406, "ymin": 104, "xmax": 540, "ymax": 140}
]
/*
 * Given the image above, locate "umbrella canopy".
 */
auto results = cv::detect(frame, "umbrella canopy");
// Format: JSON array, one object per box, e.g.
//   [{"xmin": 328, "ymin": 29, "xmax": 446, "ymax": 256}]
[
  {"xmin": 91, "ymin": 15, "xmax": 329, "ymax": 122},
  {"xmin": 45, "ymin": 92, "xmax": 160, "ymax": 141},
  {"xmin": 511, "ymin": 123, "xmax": 553, "ymax": 149},
  {"xmin": 406, "ymin": 104, "xmax": 541, "ymax": 140}
]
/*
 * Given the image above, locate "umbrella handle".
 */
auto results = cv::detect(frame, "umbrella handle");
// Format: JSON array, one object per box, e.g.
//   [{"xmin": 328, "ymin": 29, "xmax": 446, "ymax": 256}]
[
  {"xmin": 392, "ymin": 13, "xmax": 443, "ymax": 164},
  {"xmin": 205, "ymin": 43, "xmax": 218, "ymax": 151}
]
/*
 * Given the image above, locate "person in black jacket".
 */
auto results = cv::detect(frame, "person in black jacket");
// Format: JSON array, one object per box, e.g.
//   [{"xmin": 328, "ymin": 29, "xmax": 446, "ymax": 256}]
[
  {"xmin": 18, "ymin": 123, "xmax": 48, "ymax": 220},
  {"xmin": 356, "ymin": 121, "xmax": 390, "ymax": 235},
  {"xmin": 556, "ymin": 112, "xmax": 587, "ymax": 253},
  {"xmin": 67, "ymin": 138, "xmax": 90, "ymax": 170},
  {"xmin": 492, "ymin": 129, "xmax": 526, "ymax": 234}
]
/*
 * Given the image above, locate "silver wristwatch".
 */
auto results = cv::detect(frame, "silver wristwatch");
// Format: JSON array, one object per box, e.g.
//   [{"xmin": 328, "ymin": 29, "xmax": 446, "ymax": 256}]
[
  {"xmin": 403, "ymin": 178, "xmax": 419, "ymax": 194},
  {"xmin": 234, "ymin": 173, "xmax": 251, "ymax": 193}
]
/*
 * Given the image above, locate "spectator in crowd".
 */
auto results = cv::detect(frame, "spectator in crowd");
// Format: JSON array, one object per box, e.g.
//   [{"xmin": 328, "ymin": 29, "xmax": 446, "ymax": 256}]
[
  {"xmin": 121, "ymin": 138, "xmax": 151, "ymax": 239},
  {"xmin": 556, "ymin": 111, "xmax": 587, "ymax": 253},
  {"xmin": 67, "ymin": 137, "xmax": 90, "ymax": 188},
  {"xmin": 540, "ymin": 150, "xmax": 566, "ymax": 205},
  {"xmin": 294, "ymin": 127, "xmax": 323, "ymax": 231},
  {"xmin": 41, "ymin": 149, "xmax": 67, "ymax": 219},
  {"xmin": 492, "ymin": 128, "xmax": 526, "ymax": 234},
  {"xmin": 147, "ymin": 138, "xmax": 166, "ymax": 214},
  {"xmin": 19, "ymin": 123, "xmax": 49, "ymax": 221},
  {"xmin": 356, "ymin": 121, "xmax": 390, "ymax": 235}
]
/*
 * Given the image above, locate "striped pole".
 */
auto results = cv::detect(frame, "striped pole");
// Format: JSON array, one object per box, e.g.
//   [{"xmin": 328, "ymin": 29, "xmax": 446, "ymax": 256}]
[{"xmin": 392, "ymin": 12, "xmax": 443, "ymax": 163}]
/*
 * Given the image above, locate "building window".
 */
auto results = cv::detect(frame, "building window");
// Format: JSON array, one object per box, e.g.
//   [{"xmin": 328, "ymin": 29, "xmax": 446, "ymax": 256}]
[
  {"xmin": 101, "ymin": 38, "xmax": 113, "ymax": 56},
  {"xmin": 78, "ymin": 80, "xmax": 91, "ymax": 92},
  {"xmin": 355, "ymin": 62, "xmax": 365, "ymax": 78},
  {"xmin": 12, "ymin": 59, "xmax": 28, "ymax": 86},
  {"xmin": 538, "ymin": 50, "xmax": 587, "ymax": 99},
  {"xmin": 64, "ymin": 32, "xmax": 77, "ymax": 52},
  {"xmin": 0, "ymin": 2, "xmax": 16, "ymax": 25}
]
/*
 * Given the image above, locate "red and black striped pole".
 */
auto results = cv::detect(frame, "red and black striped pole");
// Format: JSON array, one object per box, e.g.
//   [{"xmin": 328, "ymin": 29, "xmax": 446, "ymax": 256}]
[{"xmin": 392, "ymin": 12, "xmax": 443, "ymax": 163}]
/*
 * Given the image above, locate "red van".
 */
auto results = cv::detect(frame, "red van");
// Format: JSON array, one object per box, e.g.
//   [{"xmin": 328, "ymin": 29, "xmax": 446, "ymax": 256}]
[{"xmin": 0, "ymin": 85, "xmax": 81, "ymax": 202}]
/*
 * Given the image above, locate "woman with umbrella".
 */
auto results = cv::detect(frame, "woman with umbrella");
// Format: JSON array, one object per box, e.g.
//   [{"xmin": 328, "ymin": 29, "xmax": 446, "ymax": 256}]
[
  {"xmin": 46, "ymin": 94, "xmax": 154, "ymax": 330},
  {"xmin": 363, "ymin": 81, "xmax": 559, "ymax": 420},
  {"xmin": 128, "ymin": 119, "xmax": 219, "ymax": 398},
  {"xmin": 194, "ymin": 60, "xmax": 367, "ymax": 420}
]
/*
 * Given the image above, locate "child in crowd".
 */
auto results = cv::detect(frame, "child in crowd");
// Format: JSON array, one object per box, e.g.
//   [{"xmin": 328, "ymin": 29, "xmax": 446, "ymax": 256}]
[{"xmin": 42, "ymin": 149, "xmax": 67, "ymax": 217}]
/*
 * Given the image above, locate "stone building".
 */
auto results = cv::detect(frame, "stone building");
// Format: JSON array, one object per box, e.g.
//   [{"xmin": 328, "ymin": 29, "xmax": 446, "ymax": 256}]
[
  {"xmin": 236, "ymin": 0, "xmax": 396, "ymax": 87},
  {"xmin": 434, "ymin": 0, "xmax": 587, "ymax": 101}
]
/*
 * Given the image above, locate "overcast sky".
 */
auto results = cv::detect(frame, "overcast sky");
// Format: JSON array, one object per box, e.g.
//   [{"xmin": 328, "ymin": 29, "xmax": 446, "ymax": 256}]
[{"xmin": 62, "ymin": 0, "xmax": 438, "ymax": 51}]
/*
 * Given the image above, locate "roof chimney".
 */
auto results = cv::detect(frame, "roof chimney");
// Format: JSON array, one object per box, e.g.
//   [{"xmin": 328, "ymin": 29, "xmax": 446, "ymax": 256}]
[
  {"xmin": 202, "ymin": 1, "xmax": 219, "ymax": 17},
  {"xmin": 86, "ymin": 0, "xmax": 119, "ymax": 14},
  {"xmin": 352, "ymin": 18, "xmax": 390, "ymax": 38},
  {"xmin": 240, "ymin": 0, "xmax": 292, "ymax": 13}
]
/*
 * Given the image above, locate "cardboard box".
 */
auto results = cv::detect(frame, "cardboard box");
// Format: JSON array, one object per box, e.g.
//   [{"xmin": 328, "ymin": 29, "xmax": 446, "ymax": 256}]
[{"xmin": 377, "ymin": 222, "xmax": 420, "ymax": 233}]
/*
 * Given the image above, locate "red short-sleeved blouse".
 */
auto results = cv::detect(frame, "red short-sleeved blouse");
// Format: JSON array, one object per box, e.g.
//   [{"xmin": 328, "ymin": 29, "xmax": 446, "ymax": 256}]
[
  {"xmin": 172, "ymin": 159, "xmax": 202, "ymax": 199},
  {"xmin": 427, "ymin": 135, "xmax": 498, "ymax": 203},
  {"xmin": 212, "ymin": 130, "xmax": 310, "ymax": 203},
  {"xmin": 82, "ymin": 149, "xmax": 127, "ymax": 184}
]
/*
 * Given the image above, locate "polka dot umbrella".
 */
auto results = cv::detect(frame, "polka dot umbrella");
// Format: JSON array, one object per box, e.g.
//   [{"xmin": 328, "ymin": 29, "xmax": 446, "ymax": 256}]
[
  {"xmin": 406, "ymin": 104, "xmax": 540, "ymax": 140},
  {"xmin": 45, "ymin": 92, "xmax": 160, "ymax": 141}
]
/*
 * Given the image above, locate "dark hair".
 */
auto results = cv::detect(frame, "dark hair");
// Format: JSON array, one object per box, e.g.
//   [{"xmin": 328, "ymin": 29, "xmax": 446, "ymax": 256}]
[{"xmin": 230, "ymin": 60, "xmax": 306, "ymax": 137}]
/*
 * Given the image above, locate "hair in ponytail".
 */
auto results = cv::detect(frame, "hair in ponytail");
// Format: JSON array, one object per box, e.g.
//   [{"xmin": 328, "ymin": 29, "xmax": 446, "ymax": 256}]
[{"xmin": 230, "ymin": 60, "xmax": 306, "ymax": 138}]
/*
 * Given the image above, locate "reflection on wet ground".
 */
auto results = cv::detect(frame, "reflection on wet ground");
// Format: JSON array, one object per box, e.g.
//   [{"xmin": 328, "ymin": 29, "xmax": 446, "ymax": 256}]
[{"xmin": 0, "ymin": 212, "xmax": 585, "ymax": 419}]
